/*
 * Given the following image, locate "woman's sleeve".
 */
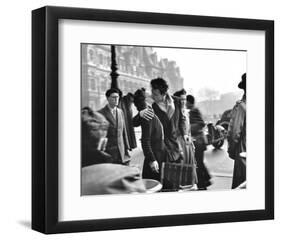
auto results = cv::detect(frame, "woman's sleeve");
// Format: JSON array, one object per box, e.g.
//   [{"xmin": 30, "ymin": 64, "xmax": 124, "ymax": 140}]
[
  {"xmin": 121, "ymin": 111, "xmax": 130, "ymax": 151},
  {"xmin": 141, "ymin": 120, "xmax": 157, "ymax": 163},
  {"xmin": 132, "ymin": 113, "xmax": 141, "ymax": 127}
]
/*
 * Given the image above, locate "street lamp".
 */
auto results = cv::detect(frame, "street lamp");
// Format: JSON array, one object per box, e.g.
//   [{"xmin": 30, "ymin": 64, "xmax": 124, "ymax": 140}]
[{"xmin": 110, "ymin": 45, "xmax": 120, "ymax": 90}]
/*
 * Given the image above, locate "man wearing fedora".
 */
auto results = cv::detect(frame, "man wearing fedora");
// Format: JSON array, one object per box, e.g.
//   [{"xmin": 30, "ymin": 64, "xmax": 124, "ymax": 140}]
[{"xmin": 227, "ymin": 73, "xmax": 246, "ymax": 189}]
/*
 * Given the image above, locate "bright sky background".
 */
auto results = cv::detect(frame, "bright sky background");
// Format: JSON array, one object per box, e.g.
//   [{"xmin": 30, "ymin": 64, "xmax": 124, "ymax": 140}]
[{"xmin": 154, "ymin": 47, "xmax": 247, "ymax": 100}]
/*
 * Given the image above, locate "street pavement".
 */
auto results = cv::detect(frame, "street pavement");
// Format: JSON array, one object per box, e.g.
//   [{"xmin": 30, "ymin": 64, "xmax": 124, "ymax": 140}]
[
  {"xmin": 204, "ymin": 141, "xmax": 234, "ymax": 190},
  {"xmin": 129, "ymin": 129, "xmax": 234, "ymax": 191}
]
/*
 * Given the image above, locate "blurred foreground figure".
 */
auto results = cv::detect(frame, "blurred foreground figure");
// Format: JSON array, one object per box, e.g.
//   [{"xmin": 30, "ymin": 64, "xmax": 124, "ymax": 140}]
[
  {"xmin": 81, "ymin": 107, "xmax": 113, "ymax": 167},
  {"xmin": 227, "ymin": 73, "xmax": 246, "ymax": 189},
  {"xmin": 82, "ymin": 163, "xmax": 146, "ymax": 195}
]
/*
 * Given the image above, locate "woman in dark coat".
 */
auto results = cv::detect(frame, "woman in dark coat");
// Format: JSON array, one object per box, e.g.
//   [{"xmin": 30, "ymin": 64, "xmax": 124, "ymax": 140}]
[{"xmin": 133, "ymin": 88, "xmax": 166, "ymax": 181}]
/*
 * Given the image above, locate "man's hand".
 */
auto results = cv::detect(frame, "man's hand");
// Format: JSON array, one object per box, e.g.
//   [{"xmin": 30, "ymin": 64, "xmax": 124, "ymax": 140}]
[
  {"xmin": 139, "ymin": 107, "xmax": 154, "ymax": 121},
  {"xmin": 184, "ymin": 134, "xmax": 190, "ymax": 143},
  {"xmin": 149, "ymin": 161, "xmax": 159, "ymax": 173}
]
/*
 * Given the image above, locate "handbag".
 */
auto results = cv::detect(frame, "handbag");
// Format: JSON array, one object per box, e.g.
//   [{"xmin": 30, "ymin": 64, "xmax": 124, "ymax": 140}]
[{"xmin": 160, "ymin": 162, "xmax": 197, "ymax": 191}]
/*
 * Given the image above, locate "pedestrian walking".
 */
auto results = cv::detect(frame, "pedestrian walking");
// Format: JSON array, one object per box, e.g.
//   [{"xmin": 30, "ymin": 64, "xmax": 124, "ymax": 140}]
[
  {"xmin": 227, "ymin": 73, "xmax": 246, "ymax": 189},
  {"xmin": 186, "ymin": 95, "xmax": 211, "ymax": 190}
]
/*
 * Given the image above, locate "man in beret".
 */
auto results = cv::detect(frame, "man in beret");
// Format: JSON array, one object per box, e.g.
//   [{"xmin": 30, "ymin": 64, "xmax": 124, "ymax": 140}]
[
  {"xmin": 227, "ymin": 73, "xmax": 247, "ymax": 189},
  {"xmin": 98, "ymin": 88, "xmax": 131, "ymax": 165}
]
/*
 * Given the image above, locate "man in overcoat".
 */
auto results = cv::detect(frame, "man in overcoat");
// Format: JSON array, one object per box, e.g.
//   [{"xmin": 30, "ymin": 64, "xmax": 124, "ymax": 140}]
[
  {"xmin": 227, "ymin": 73, "xmax": 246, "ymax": 189},
  {"xmin": 99, "ymin": 88, "xmax": 130, "ymax": 165}
]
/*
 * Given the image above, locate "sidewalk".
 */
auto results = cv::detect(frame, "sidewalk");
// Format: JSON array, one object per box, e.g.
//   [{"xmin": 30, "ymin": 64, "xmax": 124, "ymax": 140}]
[{"xmin": 204, "ymin": 142, "xmax": 234, "ymax": 190}]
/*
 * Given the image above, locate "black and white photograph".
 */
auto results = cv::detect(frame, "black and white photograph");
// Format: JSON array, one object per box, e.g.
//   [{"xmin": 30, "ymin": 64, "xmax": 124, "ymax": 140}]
[
  {"xmin": 30, "ymin": 5, "xmax": 273, "ymax": 234},
  {"xmin": 81, "ymin": 44, "xmax": 247, "ymax": 195},
  {"xmin": 0, "ymin": 0, "xmax": 277, "ymax": 237}
]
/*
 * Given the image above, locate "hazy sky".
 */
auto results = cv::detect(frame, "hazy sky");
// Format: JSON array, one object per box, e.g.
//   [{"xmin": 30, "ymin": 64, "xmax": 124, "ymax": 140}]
[{"xmin": 154, "ymin": 47, "xmax": 247, "ymax": 100}]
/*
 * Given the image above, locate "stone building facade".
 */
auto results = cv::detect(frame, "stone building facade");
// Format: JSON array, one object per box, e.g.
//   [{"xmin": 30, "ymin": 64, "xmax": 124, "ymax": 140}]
[{"xmin": 81, "ymin": 44, "xmax": 184, "ymax": 111}]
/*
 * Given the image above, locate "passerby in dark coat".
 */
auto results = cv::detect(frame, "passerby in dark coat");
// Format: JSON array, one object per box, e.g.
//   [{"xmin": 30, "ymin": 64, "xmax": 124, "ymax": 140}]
[{"xmin": 187, "ymin": 95, "xmax": 211, "ymax": 190}]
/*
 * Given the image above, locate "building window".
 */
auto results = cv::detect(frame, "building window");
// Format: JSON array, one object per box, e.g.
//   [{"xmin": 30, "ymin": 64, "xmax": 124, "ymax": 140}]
[
  {"xmin": 88, "ymin": 49, "xmax": 94, "ymax": 62},
  {"xmin": 100, "ymin": 78, "xmax": 107, "ymax": 92},
  {"xmin": 99, "ymin": 54, "xmax": 103, "ymax": 65},
  {"xmin": 90, "ymin": 78, "xmax": 96, "ymax": 91}
]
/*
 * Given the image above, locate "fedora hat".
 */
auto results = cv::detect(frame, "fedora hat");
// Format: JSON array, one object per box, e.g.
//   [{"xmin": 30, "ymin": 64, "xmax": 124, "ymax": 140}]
[{"xmin": 238, "ymin": 73, "xmax": 246, "ymax": 90}]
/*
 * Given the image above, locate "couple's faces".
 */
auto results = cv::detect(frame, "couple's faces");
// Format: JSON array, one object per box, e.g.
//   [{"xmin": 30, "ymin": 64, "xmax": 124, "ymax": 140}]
[
  {"xmin": 136, "ymin": 101, "xmax": 147, "ymax": 111},
  {"xmin": 151, "ymin": 88, "xmax": 164, "ymax": 103}
]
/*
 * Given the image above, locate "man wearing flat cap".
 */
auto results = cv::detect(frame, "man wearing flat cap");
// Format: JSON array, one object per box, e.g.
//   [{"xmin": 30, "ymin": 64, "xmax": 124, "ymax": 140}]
[{"xmin": 227, "ymin": 73, "xmax": 246, "ymax": 189}]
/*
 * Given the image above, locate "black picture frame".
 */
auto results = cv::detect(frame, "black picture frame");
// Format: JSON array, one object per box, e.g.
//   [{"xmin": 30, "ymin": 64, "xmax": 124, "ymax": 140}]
[{"xmin": 32, "ymin": 6, "xmax": 274, "ymax": 234}]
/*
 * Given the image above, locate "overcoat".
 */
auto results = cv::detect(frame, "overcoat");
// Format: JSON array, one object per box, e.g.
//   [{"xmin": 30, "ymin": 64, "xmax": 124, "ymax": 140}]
[
  {"xmin": 151, "ymin": 98, "xmax": 182, "ymax": 163},
  {"xmin": 120, "ymin": 94, "xmax": 137, "ymax": 149},
  {"xmin": 99, "ymin": 106, "xmax": 130, "ymax": 164},
  {"xmin": 139, "ymin": 113, "xmax": 166, "ymax": 181},
  {"xmin": 227, "ymin": 95, "xmax": 246, "ymax": 188}
]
